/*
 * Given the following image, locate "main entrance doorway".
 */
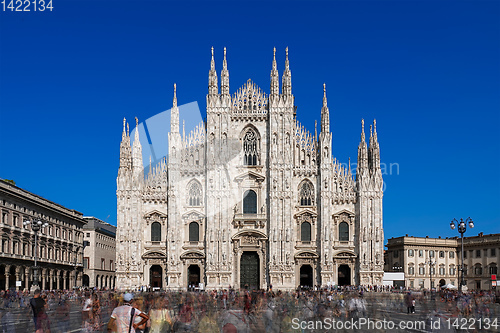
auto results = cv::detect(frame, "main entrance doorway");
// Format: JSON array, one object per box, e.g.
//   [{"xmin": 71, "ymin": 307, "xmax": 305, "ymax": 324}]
[
  {"xmin": 300, "ymin": 265, "xmax": 313, "ymax": 289},
  {"xmin": 188, "ymin": 265, "xmax": 200, "ymax": 288},
  {"xmin": 82, "ymin": 274, "xmax": 89, "ymax": 287},
  {"xmin": 240, "ymin": 252, "xmax": 259, "ymax": 290},
  {"xmin": 150, "ymin": 265, "xmax": 163, "ymax": 289},
  {"xmin": 338, "ymin": 265, "xmax": 351, "ymax": 286}
]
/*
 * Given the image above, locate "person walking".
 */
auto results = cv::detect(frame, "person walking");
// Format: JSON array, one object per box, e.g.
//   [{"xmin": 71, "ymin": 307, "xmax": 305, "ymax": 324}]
[
  {"xmin": 107, "ymin": 293, "xmax": 149, "ymax": 333},
  {"xmin": 82, "ymin": 291, "xmax": 93, "ymax": 332},
  {"xmin": 405, "ymin": 292, "xmax": 415, "ymax": 314},
  {"xmin": 91, "ymin": 293, "xmax": 102, "ymax": 331},
  {"xmin": 29, "ymin": 289, "xmax": 50, "ymax": 333}
]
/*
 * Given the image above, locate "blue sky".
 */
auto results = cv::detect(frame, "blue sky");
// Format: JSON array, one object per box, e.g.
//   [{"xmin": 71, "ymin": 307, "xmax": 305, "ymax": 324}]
[{"xmin": 1, "ymin": 0, "xmax": 499, "ymax": 243}]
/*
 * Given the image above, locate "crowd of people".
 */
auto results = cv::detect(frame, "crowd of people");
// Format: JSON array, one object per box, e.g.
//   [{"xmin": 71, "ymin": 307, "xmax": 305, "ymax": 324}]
[{"xmin": 0, "ymin": 286, "xmax": 498, "ymax": 332}]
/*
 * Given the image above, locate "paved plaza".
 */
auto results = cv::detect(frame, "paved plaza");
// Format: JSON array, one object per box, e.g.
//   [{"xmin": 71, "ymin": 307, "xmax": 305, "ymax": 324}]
[{"xmin": 0, "ymin": 289, "xmax": 499, "ymax": 332}]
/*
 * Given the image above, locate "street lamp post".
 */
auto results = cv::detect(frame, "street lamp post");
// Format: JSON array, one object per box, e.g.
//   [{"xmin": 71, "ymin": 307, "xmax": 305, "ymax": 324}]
[
  {"xmin": 450, "ymin": 217, "xmax": 474, "ymax": 293},
  {"xmin": 427, "ymin": 259, "xmax": 436, "ymax": 299},
  {"xmin": 74, "ymin": 240, "xmax": 90, "ymax": 289},
  {"xmin": 23, "ymin": 219, "xmax": 49, "ymax": 290}
]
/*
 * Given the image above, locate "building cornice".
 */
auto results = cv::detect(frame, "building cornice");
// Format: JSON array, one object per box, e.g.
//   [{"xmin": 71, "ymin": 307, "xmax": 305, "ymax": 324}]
[{"xmin": 0, "ymin": 180, "xmax": 86, "ymax": 224}]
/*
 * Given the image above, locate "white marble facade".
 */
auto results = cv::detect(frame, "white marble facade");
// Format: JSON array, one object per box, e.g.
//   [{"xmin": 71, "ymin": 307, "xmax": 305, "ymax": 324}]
[{"xmin": 116, "ymin": 48, "xmax": 384, "ymax": 291}]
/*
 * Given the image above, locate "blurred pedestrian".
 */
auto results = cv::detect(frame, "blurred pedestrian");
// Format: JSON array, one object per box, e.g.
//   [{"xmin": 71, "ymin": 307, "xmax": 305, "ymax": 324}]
[
  {"xmin": 0, "ymin": 307, "xmax": 16, "ymax": 333},
  {"xmin": 55, "ymin": 296, "xmax": 70, "ymax": 333},
  {"xmin": 405, "ymin": 292, "xmax": 414, "ymax": 314},
  {"xmin": 82, "ymin": 291, "xmax": 92, "ymax": 326},
  {"xmin": 91, "ymin": 293, "xmax": 101, "ymax": 331},
  {"xmin": 29, "ymin": 289, "xmax": 50, "ymax": 333},
  {"xmin": 107, "ymin": 293, "xmax": 149, "ymax": 333}
]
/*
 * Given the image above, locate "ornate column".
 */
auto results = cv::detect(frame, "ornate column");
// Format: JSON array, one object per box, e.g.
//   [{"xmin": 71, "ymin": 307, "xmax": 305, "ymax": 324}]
[
  {"xmin": 15, "ymin": 270, "xmax": 20, "ymax": 290},
  {"xmin": 56, "ymin": 270, "xmax": 61, "ymax": 290},
  {"xmin": 4, "ymin": 265, "xmax": 10, "ymax": 290},
  {"xmin": 49, "ymin": 270, "xmax": 54, "ymax": 290},
  {"xmin": 41, "ymin": 268, "xmax": 47, "ymax": 290},
  {"xmin": 24, "ymin": 272, "xmax": 29, "ymax": 290},
  {"xmin": 69, "ymin": 272, "xmax": 75, "ymax": 289},
  {"xmin": 63, "ymin": 271, "xmax": 67, "ymax": 290}
]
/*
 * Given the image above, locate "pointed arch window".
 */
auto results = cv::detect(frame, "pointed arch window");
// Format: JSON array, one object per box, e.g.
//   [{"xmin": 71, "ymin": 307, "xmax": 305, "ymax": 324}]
[
  {"xmin": 188, "ymin": 181, "xmax": 202, "ymax": 206},
  {"xmin": 301, "ymin": 222, "xmax": 311, "ymax": 242},
  {"xmin": 243, "ymin": 190, "xmax": 257, "ymax": 214},
  {"xmin": 243, "ymin": 129, "xmax": 259, "ymax": 165},
  {"xmin": 339, "ymin": 222, "xmax": 349, "ymax": 242},
  {"xmin": 151, "ymin": 222, "xmax": 161, "ymax": 242},
  {"xmin": 189, "ymin": 222, "xmax": 199, "ymax": 242},
  {"xmin": 299, "ymin": 181, "xmax": 314, "ymax": 206}
]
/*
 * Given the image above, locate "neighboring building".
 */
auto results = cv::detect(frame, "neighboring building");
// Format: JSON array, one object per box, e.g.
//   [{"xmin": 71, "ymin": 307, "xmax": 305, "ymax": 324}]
[
  {"xmin": 82, "ymin": 216, "xmax": 116, "ymax": 289},
  {"xmin": 0, "ymin": 179, "xmax": 86, "ymax": 290},
  {"xmin": 385, "ymin": 233, "xmax": 500, "ymax": 290},
  {"xmin": 385, "ymin": 235, "xmax": 458, "ymax": 290},
  {"xmin": 116, "ymin": 48, "xmax": 385, "ymax": 290},
  {"xmin": 461, "ymin": 232, "xmax": 499, "ymax": 291}
]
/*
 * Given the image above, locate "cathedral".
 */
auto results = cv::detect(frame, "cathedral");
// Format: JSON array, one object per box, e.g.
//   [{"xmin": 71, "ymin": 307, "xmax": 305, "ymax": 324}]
[{"xmin": 116, "ymin": 47, "xmax": 384, "ymax": 291}]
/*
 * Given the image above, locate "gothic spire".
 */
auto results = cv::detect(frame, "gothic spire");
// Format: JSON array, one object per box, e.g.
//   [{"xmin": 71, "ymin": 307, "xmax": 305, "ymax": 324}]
[
  {"xmin": 357, "ymin": 119, "xmax": 368, "ymax": 174},
  {"xmin": 369, "ymin": 123, "xmax": 374, "ymax": 147},
  {"xmin": 314, "ymin": 120, "xmax": 318, "ymax": 142},
  {"xmin": 273, "ymin": 47, "xmax": 277, "ymax": 70},
  {"xmin": 373, "ymin": 119, "xmax": 379, "ymax": 147},
  {"xmin": 270, "ymin": 47, "xmax": 279, "ymax": 96},
  {"xmin": 321, "ymin": 83, "xmax": 330, "ymax": 133},
  {"xmin": 369, "ymin": 119, "xmax": 381, "ymax": 171},
  {"xmin": 132, "ymin": 117, "xmax": 143, "ymax": 171},
  {"xmin": 348, "ymin": 157, "xmax": 352, "ymax": 177},
  {"xmin": 211, "ymin": 46, "xmax": 215, "ymax": 70},
  {"xmin": 171, "ymin": 83, "xmax": 179, "ymax": 133},
  {"xmin": 208, "ymin": 47, "xmax": 218, "ymax": 96},
  {"xmin": 282, "ymin": 47, "xmax": 292, "ymax": 96},
  {"xmin": 134, "ymin": 117, "xmax": 140, "ymax": 143},
  {"xmin": 173, "ymin": 82, "xmax": 177, "ymax": 108},
  {"xmin": 360, "ymin": 118, "xmax": 365, "ymax": 144},
  {"xmin": 119, "ymin": 118, "xmax": 131, "ymax": 169},
  {"xmin": 221, "ymin": 47, "xmax": 230, "ymax": 97},
  {"xmin": 122, "ymin": 117, "xmax": 127, "ymax": 140},
  {"xmin": 285, "ymin": 46, "xmax": 290, "ymax": 71}
]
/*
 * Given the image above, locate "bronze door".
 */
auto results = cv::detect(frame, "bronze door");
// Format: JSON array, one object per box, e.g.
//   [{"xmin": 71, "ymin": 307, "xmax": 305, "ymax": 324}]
[
  {"xmin": 240, "ymin": 252, "xmax": 259, "ymax": 290},
  {"xmin": 150, "ymin": 265, "xmax": 163, "ymax": 288},
  {"xmin": 338, "ymin": 264, "xmax": 351, "ymax": 286}
]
